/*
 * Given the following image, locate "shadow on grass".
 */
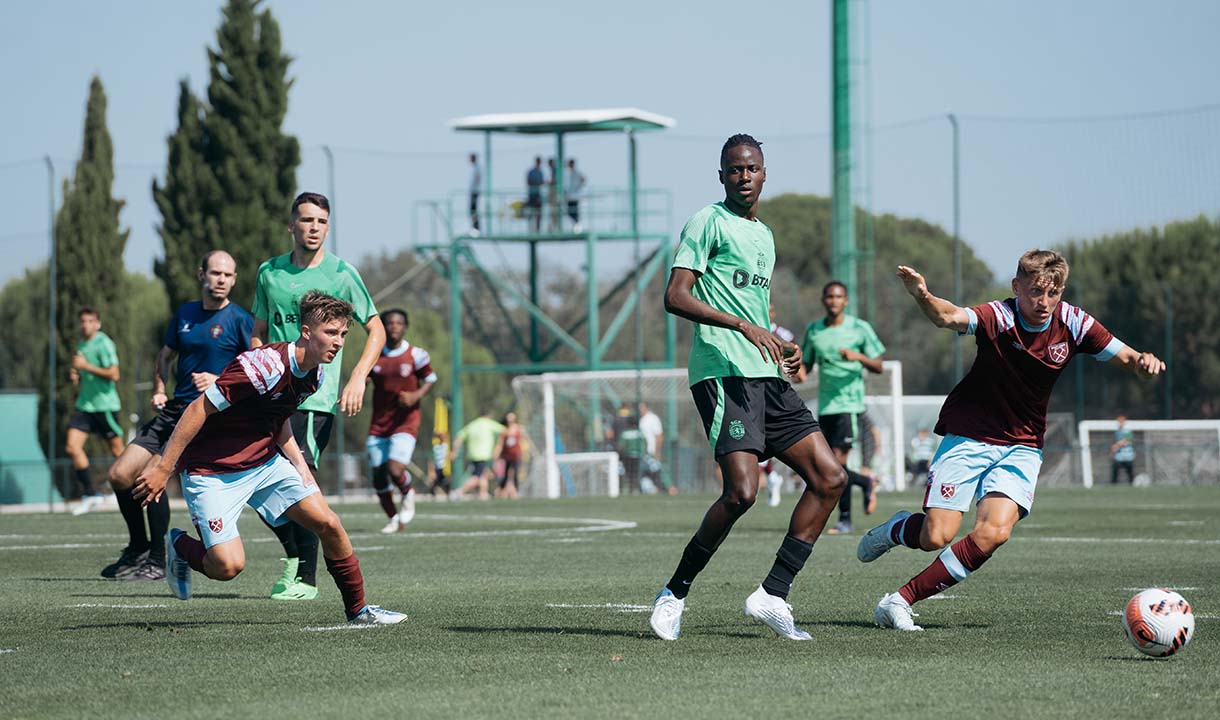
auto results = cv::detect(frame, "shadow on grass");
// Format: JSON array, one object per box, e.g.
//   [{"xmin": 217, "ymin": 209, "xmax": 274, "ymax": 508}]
[
  {"xmin": 63, "ymin": 619, "xmax": 293, "ymax": 631},
  {"xmin": 29, "ymin": 577, "xmax": 117, "ymax": 583},
  {"xmin": 67, "ymin": 592, "xmax": 245, "ymax": 600},
  {"xmin": 446, "ymin": 625, "xmax": 642, "ymax": 639}
]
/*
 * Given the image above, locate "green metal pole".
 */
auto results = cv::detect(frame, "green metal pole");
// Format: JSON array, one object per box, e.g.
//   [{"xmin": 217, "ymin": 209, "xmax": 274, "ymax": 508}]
[
  {"xmin": 629, "ymin": 130, "xmax": 643, "ymax": 406},
  {"xmin": 45, "ymin": 155, "xmax": 57, "ymax": 505},
  {"xmin": 529, "ymin": 240, "xmax": 539, "ymax": 361},
  {"xmin": 588, "ymin": 232, "xmax": 601, "ymax": 449},
  {"xmin": 449, "ymin": 234, "xmax": 464, "ymax": 458},
  {"xmin": 831, "ymin": 0, "xmax": 856, "ymax": 296},
  {"xmin": 1163, "ymin": 282, "xmax": 1173, "ymax": 419},
  {"xmin": 555, "ymin": 132, "xmax": 565, "ymax": 233},
  {"xmin": 483, "ymin": 131, "xmax": 492, "ymax": 236},
  {"xmin": 948, "ymin": 113, "xmax": 962, "ymax": 381}
]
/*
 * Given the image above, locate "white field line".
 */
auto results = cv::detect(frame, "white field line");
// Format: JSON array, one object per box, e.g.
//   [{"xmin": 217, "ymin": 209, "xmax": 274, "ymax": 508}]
[
  {"xmin": 301, "ymin": 624, "xmax": 382, "ymax": 632},
  {"xmin": 545, "ymin": 538, "xmax": 590, "ymax": 543},
  {"xmin": 67, "ymin": 603, "xmax": 169, "ymax": 609},
  {"xmin": 1168, "ymin": 521, "xmax": 1206, "ymax": 526},
  {"xmin": 0, "ymin": 514, "xmax": 637, "ymax": 550},
  {"xmin": 1031, "ymin": 537, "xmax": 1220, "ymax": 546},
  {"xmin": 926, "ymin": 594, "xmax": 960, "ymax": 600},
  {"xmin": 0, "ymin": 649, "xmax": 17, "ymax": 654},
  {"xmin": 546, "ymin": 603, "xmax": 652, "ymax": 613},
  {"xmin": 1122, "ymin": 587, "xmax": 1201, "ymax": 592}
]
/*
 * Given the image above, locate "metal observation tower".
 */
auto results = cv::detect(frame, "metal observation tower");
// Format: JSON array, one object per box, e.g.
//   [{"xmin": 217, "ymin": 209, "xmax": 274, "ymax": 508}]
[{"xmin": 414, "ymin": 108, "xmax": 677, "ymax": 440}]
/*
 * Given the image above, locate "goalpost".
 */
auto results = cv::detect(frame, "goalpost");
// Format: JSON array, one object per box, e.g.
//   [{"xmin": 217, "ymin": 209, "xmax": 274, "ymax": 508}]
[
  {"xmin": 1078, "ymin": 419, "xmax": 1220, "ymax": 488},
  {"xmin": 511, "ymin": 362, "xmax": 906, "ymax": 497}
]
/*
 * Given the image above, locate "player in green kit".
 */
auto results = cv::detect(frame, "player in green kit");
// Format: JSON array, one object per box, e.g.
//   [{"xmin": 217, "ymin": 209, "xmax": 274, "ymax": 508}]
[
  {"xmin": 66, "ymin": 307, "xmax": 124, "ymax": 515},
  {"xmin": 799, "ymin": 280, "xmax": 886, "ymax": 534},
  {"xmin": 251, "ymin": 192, "xmax": 385, "ymax": 600},
  {"xmin": 649, "ymin": 135, "xmax": 847, "ymax": 641}
]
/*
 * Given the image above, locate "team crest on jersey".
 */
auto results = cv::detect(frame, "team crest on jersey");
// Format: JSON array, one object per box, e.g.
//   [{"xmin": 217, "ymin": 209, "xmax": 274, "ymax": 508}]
[
  {"xmin": 208, "ymin": 517, "xmax": 224, "ymax": 533},
  {"xmin": 940, "ymin": 484, "xmax": 956, "ymax": 500},
  {"xmin": 1048, "ymin": 341, "xmax": 1069, "ymax": 364},
  {"xmin": 210, "ymin": 324, "xmax": 223, "ymax": 339},
  {"xmin": 728, "ymin": 419, "xmax": 746, "ymax": 440},
  {"xmin": 400, "ymin": 364, "xmax": 412, "ymax": 377}
]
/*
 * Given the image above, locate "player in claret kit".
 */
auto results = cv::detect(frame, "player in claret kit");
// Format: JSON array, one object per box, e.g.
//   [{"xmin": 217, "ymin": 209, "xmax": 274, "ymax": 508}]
[
  {"xmin": 366, "ymin": 308, "xmax": 437, "ymax": 534},
  {"xmin": 132, "ymin": 291, "xmax": 406, "ymax": 625},
  {"xmin": 858, "ymin": 251, "xmax": 1165, "ymax": 631}
]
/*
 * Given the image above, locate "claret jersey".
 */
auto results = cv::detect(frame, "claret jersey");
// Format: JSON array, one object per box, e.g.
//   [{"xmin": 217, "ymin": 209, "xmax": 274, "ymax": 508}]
[{"xmin": 368, "ymin": 341, "xmax": 437, "ymax": 438}]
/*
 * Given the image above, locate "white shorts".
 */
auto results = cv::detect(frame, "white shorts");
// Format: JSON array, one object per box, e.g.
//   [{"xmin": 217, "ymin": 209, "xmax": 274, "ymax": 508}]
[
  {"xmin": 923, "ymin": 434, "xmax": 1042, "ymax": 517},
  {"xmin": 181, "ymin": 454, "xmax": 318, "ymax": 548},
  {"xmin": 366, "ymin": 433, "xmax": 418, "ymax": 468}
]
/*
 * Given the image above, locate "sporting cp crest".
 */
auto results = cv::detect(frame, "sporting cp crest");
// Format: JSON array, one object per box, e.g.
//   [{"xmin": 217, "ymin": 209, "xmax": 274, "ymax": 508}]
[
  {"xmin": 728, "ymin": 419, "xmax": 746, "ymax": 440},
  {"xmin": 940, "ymin": 484, "xmax": 956, "ymax": 500},
  {"xmin": 208, "ymin": 517, "xmax": 224, "ymax": 533},
  {"xmin": 1048, "ymin": 341, "xmax": 1069, "ymax": 364}
]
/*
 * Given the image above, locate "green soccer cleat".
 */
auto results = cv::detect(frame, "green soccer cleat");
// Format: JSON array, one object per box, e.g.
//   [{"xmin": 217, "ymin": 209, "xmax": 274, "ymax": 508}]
[
  {"xmin": 269, "ymin": 557, "xmax": 299, "ymax": 597},
  {"xmin": 271, "ymin": 579, "xmax": 319, "ymax": 601}
]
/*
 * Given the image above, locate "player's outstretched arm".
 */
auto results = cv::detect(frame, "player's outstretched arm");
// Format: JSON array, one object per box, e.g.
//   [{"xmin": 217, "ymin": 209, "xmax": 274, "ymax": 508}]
[
  {"xmin": 151, "ymin": 345, "xmax": 175, "ymax": 409},
  {"xmin": 250, "ymin": 318, "xmax": 269, "ymax": 348},
  {"xmin": 1108, "ymin": 345, "xmax": 1166, "ymax": 380},
  {"xmin": 664, "ymin": 268, "xmax": 783, "ymax": 364},
  {"xmin": 277, "ymin": 420, "xmax": 316, "ymax": 487},
  {"xmin": 896, "ymin": 265, "xmax": 971, "ymax": 332},
  {"xmin": 339, "ymin": 315, "xmax": 387, "ymax": 417},
  {"xmin": 133, "ymin": 394, "xmax": 218, "ymax": 506}
]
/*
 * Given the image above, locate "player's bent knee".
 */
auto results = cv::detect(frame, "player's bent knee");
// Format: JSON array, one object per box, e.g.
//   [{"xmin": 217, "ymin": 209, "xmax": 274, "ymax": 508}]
[
  {"xmin": 921, "ymin": 525, "xmax": 957, "ymax": 551},
  {"xmin": 209, "ymin": 559, "xmax": 245, "ymax": 581},
  {"xmin": 722, "ymin": 489, "xmax": 757, "ymax": 515},
  {"xmin": 973, "ymin": 523, "xmax": 1012, "ymax": 552}
]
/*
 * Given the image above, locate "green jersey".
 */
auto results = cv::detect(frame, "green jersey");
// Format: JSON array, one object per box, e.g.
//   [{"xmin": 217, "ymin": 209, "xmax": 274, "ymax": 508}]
[
  {"xmin": 672, "ymin": 202, "xmax": 780, "ymax": 386},
  {"xmin": 75, "ymin": 331, "xmax": 121, "ymax": 412},
  {"xmin": 456, "ymin": 417, "xmax": 506, "ymax": 462},
  {"xmin": 800, "ymin": 315, "xmax": 885, "ymax": 415},
  {"xmin": 252, "ymin": 252, "xmax": 377, "ymax": 413}
]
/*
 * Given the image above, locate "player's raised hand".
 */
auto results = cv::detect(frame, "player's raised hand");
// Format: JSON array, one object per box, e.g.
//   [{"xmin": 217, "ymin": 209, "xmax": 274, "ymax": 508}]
[
  {"xmin": 781, "ymin": 342, "xmax": 802, "ymax": 378},
  {"xmin": 339, "ymin": 376, "xmax": 367, "ymax": 416},
  {"xmin": 191, "ymin": 372, "xmax": 218, "ymax": 392},
  {"xmin": 896, "ymin": 265, "xmax": 928, "ymax": 298},
  {"xmin": 1135, "ymin": 352, "xmax": 1166, "ymax": 378},
  {"xmin": 151, "ymin": 391, "xmax": 168, "ymax": 410},
  {"xmin": 740, "ymin": 322, "xmax": 783, "ymax": 364},
  {"xmin": 72, "ymin": 352, "xmax": 88, "ymax": 370}
]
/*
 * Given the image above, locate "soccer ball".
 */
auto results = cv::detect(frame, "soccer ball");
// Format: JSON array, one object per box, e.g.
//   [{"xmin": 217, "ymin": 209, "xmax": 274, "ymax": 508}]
[{"xmin": 1122, "ymin": 588, "xmax": 1195, "ymax": 657}]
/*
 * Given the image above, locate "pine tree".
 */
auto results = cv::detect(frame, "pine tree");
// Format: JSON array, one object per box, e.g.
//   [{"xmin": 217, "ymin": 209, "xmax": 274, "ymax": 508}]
[
  {"xmin": 154, "ymin": 0, "xmax": 300, "ymax": 311},
  {"xmin": 51, "ymin": 75, "xmax": 130, "ymax": 451}
]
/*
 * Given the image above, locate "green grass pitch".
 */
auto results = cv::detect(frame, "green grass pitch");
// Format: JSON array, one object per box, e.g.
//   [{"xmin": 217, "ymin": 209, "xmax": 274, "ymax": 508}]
[{"xmin": 1, "ymin": 486, "xmax": 1217, "ymax": 719}]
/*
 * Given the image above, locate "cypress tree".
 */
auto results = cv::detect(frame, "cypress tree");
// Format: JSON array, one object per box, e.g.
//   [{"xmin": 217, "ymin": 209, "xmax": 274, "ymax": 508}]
[{"xmin": 154, "ymin": 0, "xmax": 300, "ymax": 311}]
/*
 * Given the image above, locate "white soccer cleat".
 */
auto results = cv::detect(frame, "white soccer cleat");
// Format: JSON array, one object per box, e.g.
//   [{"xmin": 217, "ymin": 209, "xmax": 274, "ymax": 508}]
[
  {"xmin": 767, "ymin": 472, "xmax": 782, "ymax": 507},
  {"xmin": 744, "ymin": 585, "xmax": 812, "ymax": 640},
  {"xmin": 165, "ymin": 529, "xmax": 193, "ymax": 601},
  {"xmin": 649, "ymin": 587, "xmax": 685, "ymax": 640},
  {"xmin": 398, "ymin": 488, "xmax": 416, "ymax": 527},
  {"xmin": 379, "ymin": 516, "xmax": 401, "ymax": 535},
  {"xmin": 72, "ymin": 494, "xmax": 104, "ymax": 516},
  {"xmin": 857, "ymin": 509, "xmax": 911, "ymax": 563},
  {"xmin": 874, "ymin": 592, "xmax": 922, "ymax": 631},
  {"xmin": 349, "ymin": 604, "xmax": 408, "ymax": 625}
]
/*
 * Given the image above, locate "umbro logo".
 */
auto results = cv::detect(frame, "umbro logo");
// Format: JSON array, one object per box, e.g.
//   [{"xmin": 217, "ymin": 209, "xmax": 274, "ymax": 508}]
[{"xmin": 180, "ymin": 323, "xmax": 191, "ymax": 332}]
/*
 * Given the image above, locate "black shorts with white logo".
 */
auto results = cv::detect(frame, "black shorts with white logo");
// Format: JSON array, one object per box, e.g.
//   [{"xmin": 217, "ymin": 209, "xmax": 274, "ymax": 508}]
[
  {"xmin": 131, "ymin": 398, "xmax": 191, "ymax": 454},
  {"xmin": 290, "ymin": 410, "xmax": 335, "ymax": 469},
  {"xmin": 691, "ymin": 376, "xmax": 819, "ymax": 460},
  {"xmin": 68, "ymin": 409, "xmax": 122, "ymax": 440},
  {"xmin": 819, "ymin": 413, "xmax": 859, "ymax": 450}
]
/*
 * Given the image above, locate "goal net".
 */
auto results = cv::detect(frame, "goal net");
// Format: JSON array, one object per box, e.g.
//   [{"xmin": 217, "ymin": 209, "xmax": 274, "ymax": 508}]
[
  {"xmin": 1078, "ymin": 419, "xmax": 1220, "ymax": 488},
  {"xmin": 510, "ymin": 362, "xmax": 906, "ymax": 497}
]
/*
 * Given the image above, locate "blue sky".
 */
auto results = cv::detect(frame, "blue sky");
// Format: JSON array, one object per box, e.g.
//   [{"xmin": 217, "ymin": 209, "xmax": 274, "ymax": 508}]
[{"xmin": 2, "ymin": 0, "xmax": 1217, "ymax": 286}]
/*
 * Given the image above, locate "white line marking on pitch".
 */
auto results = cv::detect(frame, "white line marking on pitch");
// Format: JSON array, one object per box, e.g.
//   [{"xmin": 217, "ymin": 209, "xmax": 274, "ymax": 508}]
[
  {"xmin": 546, "ymin": 603, "xmax": 652, "ymax": 613},
  {"xmin": 927, "ymin": 594, "xmax": 960, "ymax": 600},
  {"xmin": 1168, "ymin": 521, "xmax": 1205, "ymax": 526},
  {"xmin": 301, "ymin": 624, "xmax": 382, "ymax": 632},
  {"xmin": 0, "ymin": 649, "xmax": 17, "ymax": 654},
  {"xmin": 545, "ymin": 538, "xmax": 590, "ymax": 543},
  {"xmin": 67, "ymin": 603, "xmax": 169, "ymax": 609},
  {"xmin": 1122, "ymin": 587, "xmax": 1200, "ymax": 592},
  {"xmin": 1032, "ymin": 537, "xmax": 1220, "ymax": 546}
]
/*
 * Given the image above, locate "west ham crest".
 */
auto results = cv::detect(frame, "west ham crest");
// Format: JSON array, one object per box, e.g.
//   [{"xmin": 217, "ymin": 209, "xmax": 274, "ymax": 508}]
[
  {"xmin": 400, "ymin": 364, "xmax": 412, "ymax": 377},
  {"xmin": 940, "ymin": 484, "xmax": 956, "ymax": 500},
  {"xmin": 1048, "ymin": 341, "xmax": 1069, "ymax": 364},
  {"xmin": 208, "ymin": 517, "xmax": 224, "ymax": 533}
]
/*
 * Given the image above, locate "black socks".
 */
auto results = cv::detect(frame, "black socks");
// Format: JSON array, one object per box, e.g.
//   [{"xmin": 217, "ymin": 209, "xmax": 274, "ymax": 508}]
[
  {"xmin": 761, "ymin": 534, "xmax": 814, "ymax": 600},
  {"xmin": 665, "ymin": 536, "xmax": 715, "ymax": 599}
]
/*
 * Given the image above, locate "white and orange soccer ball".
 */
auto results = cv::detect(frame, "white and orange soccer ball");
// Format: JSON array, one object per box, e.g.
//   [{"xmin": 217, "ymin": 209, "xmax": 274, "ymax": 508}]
[{"xmin": 1122, "ymin": 588, "xmax": 1195, "ymax": 658}]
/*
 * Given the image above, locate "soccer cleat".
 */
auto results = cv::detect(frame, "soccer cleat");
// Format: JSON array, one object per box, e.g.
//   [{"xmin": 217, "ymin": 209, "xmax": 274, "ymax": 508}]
[
  {"xmin": 875, "ymin": 592, "xmax": 923, "ymax": 631},
  {"xmin": 100, "ymin": 547, "xmax": 149, "ymax": 579},
  {"xmin": 857, "ymin": 509, "xmax": 912, "ymax": 563},
  {"xmin": 165, "ymin": 529, "xmax": 192, "ymax": 600},
  {"xmin": 269, "ymin": 557, "xmax": 299, "ymax": 596},
  {"xmin": 398, "ymin": 488, "xmax": 416, "ymax": 527},
  {"xmin": 271, "ymin": 579, "xmax": 319, "ymax": 601},
  {"xmin": 380, "ymin": 516, "xmax": 401, "ymax": 535},
  {"xmin": 348, "ymin": 604, "xmax": 408, "ymax": 624},
  {"xmin": 826, "ymin": 520, "xmax": 853, "ymax": 535},
  {"xmin": 126, "ymin": 559, "xmax": 166, "ymax": 582},
  {"xmin": 744, "ymin": 585, "xmax": 813, "ymax": 640},
  {"xmin": 72, "ymin": 494, "xmax": 105, "ymax": 516},
  {"xmin": 864, "ymin": 475, "xmax": 877, "ymax": 515},
  {"xmin": 649, "ymin": 587, "xmax": 685, "ymax": 641}
]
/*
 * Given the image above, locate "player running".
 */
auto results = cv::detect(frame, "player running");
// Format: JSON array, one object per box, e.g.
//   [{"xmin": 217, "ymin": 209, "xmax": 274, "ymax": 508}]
[
  {"xmin": 648, "ymin": 134, "xmax": 847, "ymax": 641},
  {"xmin": 66, "ymin": 306, "xmax": 124, "ymax": 515},
  {"xmin": 859, "ymin": 252, "xmax": 1164, "ymax": 631},
  {"xmin": 132, "ymin": 291, "xmax": 406, "ymax": 625},
  {"xmin": 101, "ymin": 251, "xmax": 252, "ymax": 580},
  {"xmin": 367, "ymin": 308, "xmax": 437, "ymax": 533},
  {"xmin": 251, "ymin": 191, "xmax": 385, "ymax": 600},
  {"xmin": 799, "ymin": 281, "xmax": 885, "ymax": 533}
]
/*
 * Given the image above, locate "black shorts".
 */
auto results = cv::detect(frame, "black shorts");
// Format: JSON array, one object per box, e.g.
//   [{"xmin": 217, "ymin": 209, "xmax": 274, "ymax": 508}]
[
  {"xmin": 468, "ymin": 460, "xmax": 488, "ymax": 477},
  {"xmin": 290, "ymin": 411, "xmax": 334, "ymax": 468},
  {"xmin": 691, "ymin": 377, "xmax": 819, "ymax": 460},
  {"xmin": 819, "ymin": 413, "xmax": 858, "ymax": 450},
  {"xmin": 131, "ymin": 398, "xmax": 190, "ymax": 454},
  {"xmin": 68, "ymin": 409, "xmax": 122, "ymax": 440}
]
